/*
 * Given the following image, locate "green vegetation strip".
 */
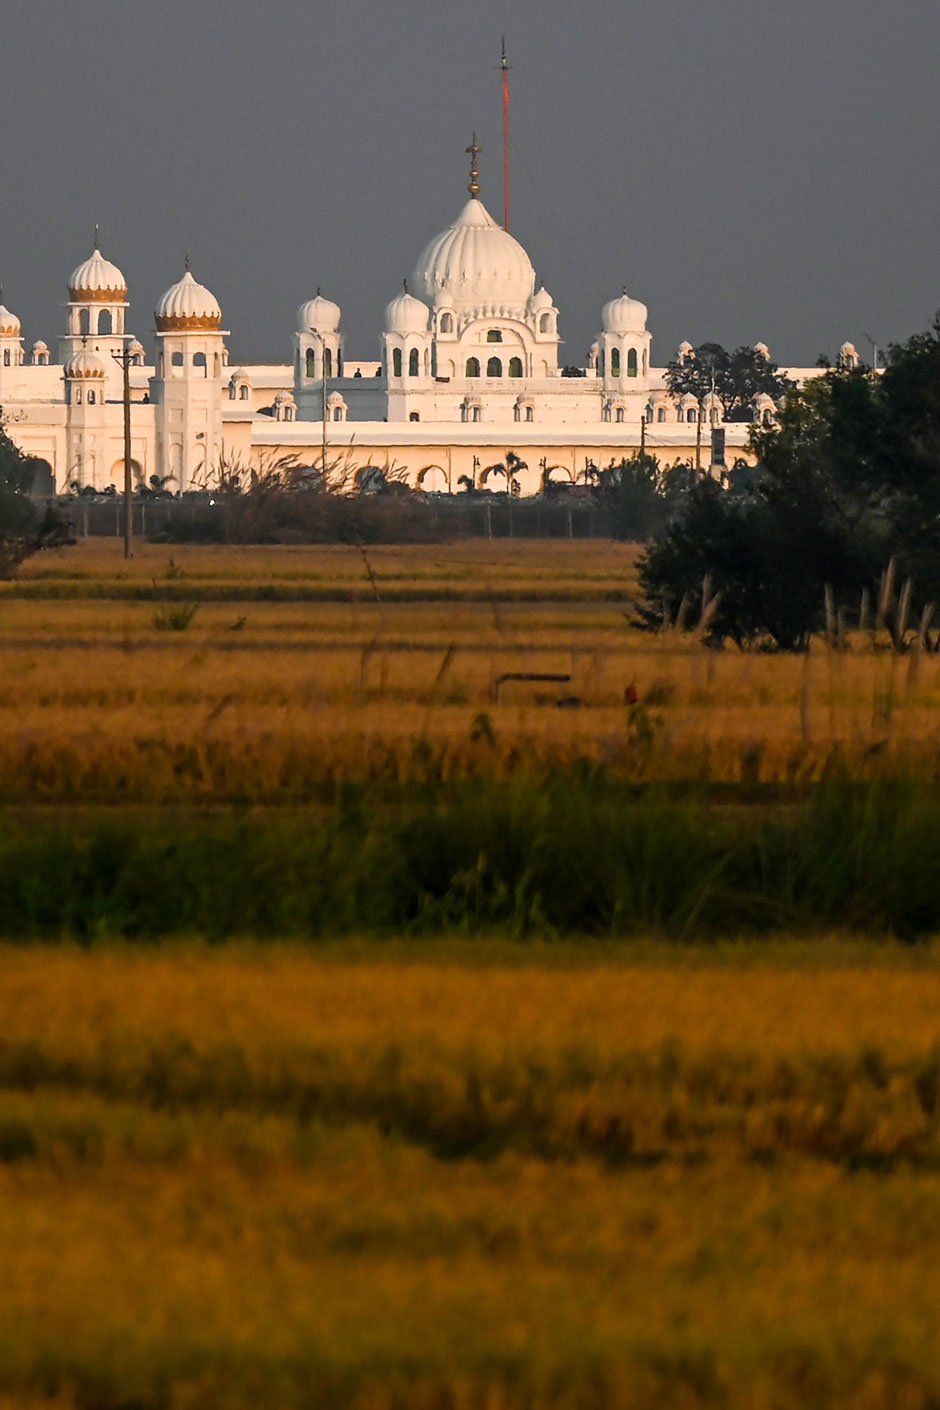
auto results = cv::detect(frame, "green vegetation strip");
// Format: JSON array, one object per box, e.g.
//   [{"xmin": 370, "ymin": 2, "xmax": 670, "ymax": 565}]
[{"xmin": 2, "ymin": 778, "xmax": 938, "ymax": 941}]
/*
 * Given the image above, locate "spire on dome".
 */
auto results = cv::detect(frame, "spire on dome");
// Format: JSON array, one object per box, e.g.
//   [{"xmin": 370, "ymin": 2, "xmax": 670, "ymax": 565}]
[
  {"xmin": 466, "ymin": 133, "xmax": 481, "ymax": 197},
  {"xmin": 94, "ymin": 223, "xmax": 99, "ymax": 250}
]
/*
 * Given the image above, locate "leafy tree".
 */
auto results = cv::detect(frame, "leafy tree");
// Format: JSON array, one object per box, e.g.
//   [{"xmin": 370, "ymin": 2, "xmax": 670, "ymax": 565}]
[
  {"xmin": 595, "ymin": 453, "xmax": 665, "ymax": 541},
  {"xmin": 0, "ymin": 410, "xmax": 70, "ymax": 577},
  {"xmin": 637, "ymin": 324, "xmax": 940, "ymax": 648},
  {"xmin": 665, "ymin": 342, "xmax": 791, "ymax": 422}
]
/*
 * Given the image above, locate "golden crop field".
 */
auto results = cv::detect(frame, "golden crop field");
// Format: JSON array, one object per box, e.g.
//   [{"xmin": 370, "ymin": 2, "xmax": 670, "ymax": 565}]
[
  {"xmin": 1, "ymin": 941, "xmax": 940, "ymax": 1409},
  {"xmin": 1, "ymin": 537, "xmax": 938, "ymax": 800},
  {"xmin": 4, "ymin": 539, "xmax": 940, "ymax": 1407}
]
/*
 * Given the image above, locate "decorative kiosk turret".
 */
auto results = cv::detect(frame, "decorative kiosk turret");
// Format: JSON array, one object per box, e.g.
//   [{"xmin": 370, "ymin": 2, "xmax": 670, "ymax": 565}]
[{"xmin": 595, "ymin": 288, "xmax": 652, "ymax": 424}]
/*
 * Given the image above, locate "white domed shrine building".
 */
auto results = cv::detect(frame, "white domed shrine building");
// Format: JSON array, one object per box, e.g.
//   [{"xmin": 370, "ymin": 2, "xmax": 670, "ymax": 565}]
[{"xmin": 0, "ymin": 156, "xmax": 824, "ymax": 496}]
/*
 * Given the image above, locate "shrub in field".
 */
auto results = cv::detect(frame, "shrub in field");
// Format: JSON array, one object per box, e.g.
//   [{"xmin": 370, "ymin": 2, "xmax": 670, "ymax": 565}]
[{"xmin": 639, "ymin": 318, "xmax": 940, "ymax": 646}]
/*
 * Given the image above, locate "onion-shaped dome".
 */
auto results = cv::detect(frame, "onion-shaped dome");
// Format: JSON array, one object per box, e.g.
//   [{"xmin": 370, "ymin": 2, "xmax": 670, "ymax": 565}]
[
  {"xmin": 601, "ymin": 287, "xmax": 648, "ymax": 334},
  {"xmin": 155, "ymin": 269, "xmax": 222, "ymax": 332},
  {"xmin": 754, "ymin": 342, "xmax": 771, "ymax": 360},
  {"xmin": 0, "ymin": 295, "xmax": 21, "ymax": 336},
  {"xmin": 31, "ymin": 340, "xmax": 48, "ymax": 355},
  {"xmin": 64, "ymin": 346, "xmax": 106, "ymax": 379},
  {"xmin": 527, "ymin": 285, "xmax": 555, "ymax": 315},
  {"xmin": 384, "ymin": 283, "xmax": 430, "ymax": 335},
  {"xmin": 840, "ymin": 341, "xmax": 859, "ymax": 362},
  {"xmin": 412, "ymin": 198, "xmax": 536, "ymax": 315},
  {"xmin": 231, "ymin": 367, "xmax": 249, "ymax": 382},
  {"xmin": 127, "ymin": 338, "xmax": 146, "ymax": 358},
  {"xmin": 297, "ymin": 290, "xmax": 341, "ymax": 333},
  {"xmin": 68, "ymin": 247, "xmax": 127, "ymax": 302},
  {"xmin": 677, "ymin": 340, "xmax": 694, "ymax": 359}
]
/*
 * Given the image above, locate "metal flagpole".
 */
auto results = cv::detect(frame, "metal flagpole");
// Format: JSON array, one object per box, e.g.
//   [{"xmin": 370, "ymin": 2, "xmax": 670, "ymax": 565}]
[{"xmin": 500, "ymin": 37, "xmax": 510, "ymax": 231}]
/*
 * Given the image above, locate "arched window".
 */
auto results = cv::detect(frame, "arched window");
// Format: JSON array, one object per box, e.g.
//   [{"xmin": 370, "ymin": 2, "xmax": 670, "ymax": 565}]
[
  {"xmin": 539, "ymin": 312, "xmax": 552, "ymax": 334},
  {"xmin": 409, "ymin": 411, "xmax": 420, "ymax": 421},
  {"xmin": 333, "ymin": 407, "xmax": 342, "ymax": 421},
  {"xmin": 602, "ymin": 404, "xmax": 611, "ymax": 424},
  {"xmin": 193, "ymin": 352, "xmax": 207, "ymax": 377},
  {"xmin": 323, "ymin": 348, "xmax": 332, "ymax": 378},
  {"xmin": 486, "ymin": 329, "xmax": 502, "ymax": 343},
  {"xmin": 611, "ymin": 348, "xmax": 621, "ymax": 377},
  {"xmin": 615, "ymin": 407, "xmax": 625, "ymax": 423},
  {"xmin": 657, "ymin": 407, "xmax": 666, "ymax": 423},
  {"xmin": 239, "ymin": 384, "xmax": 249, "ymax": 401},
  {"xmin": 79, "ymin": 308, "xmax": 90, "ymax": 335},
  {"xmin": 2, "ymin": 350, "xmax": 8, "ymax": 367},
  {"xmin": 306, "ymin": 348, "xmax": 316, "ymax": 378},
  {"xmin": 284, "ymin": 406, "xmax": 294, "ymax": 421},
  {"xmin": 508, "ymin": 356, "xmax": 523, "ymax": 378},
  {"xmin": 710, "ymin": 408, "xmax": 719, "ymax": 425},
  {"xmin": 75, "ymin": 387, "xmax": 83, "ymax": 404},
  {"xmin": 408, "ymin": 347, "xmax": 419, "ymax": 377},
  {"xmin": 513, "ymin": 405, "xmax": 521, "ymax": 422},
  {"xmin": 172, "ymin": 351, "xmax": 184, "ymax": 368},
  {"xmin": 486, "ymin": 356, "xmax": 502, "ymax": 377},
  {"xmin": 440, "ymin": 312, "xmax": 453, "ymax": 333},
  {"xmin": 471, "ymin": 406, "xmax": 482, "ymax": 422},
  {"xmin": 229, "ymin": 382, "xmax": 236, "ymax": 400},
  {"xmin": 466, "ymin": 357, "xmax": 480, "ymax": 377},
  {"xmin": 687, "ymin": 408, "xmax": 697, "ymax": 423},
  {"xmin": 763, "ymin": 407, "xmax": 774, "ymax": 425},
  {"xmin": 392, "ymin": 348, "xmax": 402, "ymax": 378},
  {"xmin": 525, "ymin": 406, "xmax": 534, "ymax": 423},
  {"xmin": 627, "ymin": 348, "xmax": 638, "ymax": 377},
  {"xmin": 87, "ymin": 390, "xmax": 96, "ymax": 404},
  {"xmin": 98, "ymin": 309, "xmax": 112, "ymax": 336}
]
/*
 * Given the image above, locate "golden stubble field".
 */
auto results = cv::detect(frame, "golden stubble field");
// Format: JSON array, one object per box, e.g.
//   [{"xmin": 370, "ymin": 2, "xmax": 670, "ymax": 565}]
[
  {"xmin": 2, "ymin": 941, "xmax": 940, "ymax": 1409},
  {"xmin": 2, "ymin": 537, "xmax": 939, "ymax": 799}
]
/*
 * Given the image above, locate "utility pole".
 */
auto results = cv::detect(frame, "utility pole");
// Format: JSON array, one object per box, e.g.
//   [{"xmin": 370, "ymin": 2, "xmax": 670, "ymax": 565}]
[{"xmin": 111, "ymin": 339, "xmax": 134, "ymax": 559}]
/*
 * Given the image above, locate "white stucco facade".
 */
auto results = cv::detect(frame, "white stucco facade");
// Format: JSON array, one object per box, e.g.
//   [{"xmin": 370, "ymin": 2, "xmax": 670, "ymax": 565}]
[{"xmin": 0, "ymin": 184, "xmax": 831, "ymax": 497}]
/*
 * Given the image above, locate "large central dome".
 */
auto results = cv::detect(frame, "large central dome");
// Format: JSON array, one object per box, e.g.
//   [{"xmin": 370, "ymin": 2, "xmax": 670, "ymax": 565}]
[{"xmin": 412, "ymin": 198, "xmax": 536, "ymax": 316}]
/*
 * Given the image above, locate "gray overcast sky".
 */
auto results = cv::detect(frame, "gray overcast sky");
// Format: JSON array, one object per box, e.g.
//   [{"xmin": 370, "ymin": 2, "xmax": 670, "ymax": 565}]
[{"xmin": 1, "ymin": 0, "xmax": 937, "ymax": 367}]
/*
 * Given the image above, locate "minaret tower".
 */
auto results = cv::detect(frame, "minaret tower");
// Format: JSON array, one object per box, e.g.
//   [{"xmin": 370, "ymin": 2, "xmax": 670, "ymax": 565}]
[
  {"xmin": 0, "ymin": 288, "xmax": 25, "ymax": 398},
  {"xmin": 60, "ymin": 232, "xmax": 132, "ymax": 399},
  {"xmin": 151, "ymin": 259, "xmax": 227, "ymax": 491}
]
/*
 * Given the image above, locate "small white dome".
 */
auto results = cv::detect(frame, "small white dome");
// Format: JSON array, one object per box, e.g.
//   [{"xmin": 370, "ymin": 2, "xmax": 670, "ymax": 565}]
[
  {"xmin": 602, "ymin": 289, "xmax": 647, "ymax": 334},
  {"xmin": 754, "ymin": 342, "xmax": 771, "ymax": 360},
  {"xmin": 231, "ymin": 367, "xmax": 249, "ymax": 382},
  {"xmin": 64, "ymin": 347, "xmax": 106, "ymax": 379},
  {"xmin": 297, "ymin": 291, "xmax": 341, "ymax": 333},
  {"xmin": 155, "ymin": 268, "xmax": 222, "ymax": 332},
  {"xmin": 413, "ymin": 198, "xmax": 536, "ymax": 315},
  {"xmin": 68, "ymin": 247, "xmax": 127, "ymax": 301},
  {"xmin": 0, "ymin": 300, "xmax": 20, "ymax": 336},
  {"xmin": 677, "ymin": 341, "xmax": 694, "ymax": 358},
  {"xmin": 384, "ymin": 284, "xmax": 430, "ymax": 335},
  {"xmin": 840, "ymin": 341, "xmax": 858, "ymax": 359},
  {"xmin": 127, "ymin": 338, "xmax": 146, "ymax": 356},
  {"xmin": 528, "ymin": 286, "xmax": 555, "ymax": 314},
  {"xmin": 31, "ymin": 339, "xmax": 48, "ymax": 352}
]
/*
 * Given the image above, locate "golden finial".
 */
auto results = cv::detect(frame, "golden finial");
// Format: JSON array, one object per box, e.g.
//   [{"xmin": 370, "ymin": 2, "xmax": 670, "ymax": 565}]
[{"xmin": 466, "ymin": 132, "xmax": 482, "ymax": 198}]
